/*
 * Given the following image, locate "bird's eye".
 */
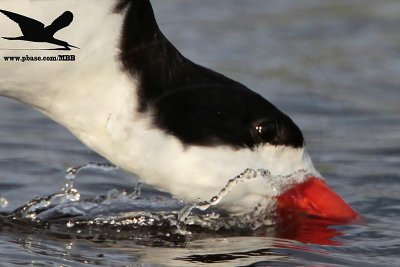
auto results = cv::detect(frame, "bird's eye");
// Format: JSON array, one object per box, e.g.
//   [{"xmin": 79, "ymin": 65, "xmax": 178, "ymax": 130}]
[{"xmin": 253, "ymin": 119, "xmax": 278, "ymax": 143}]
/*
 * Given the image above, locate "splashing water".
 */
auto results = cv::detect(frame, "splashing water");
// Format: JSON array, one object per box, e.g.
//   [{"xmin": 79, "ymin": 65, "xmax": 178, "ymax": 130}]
[
  {"xmin": 64, "ymin": 162, "xmax": 118, "ymax": 191},
  {"xmin": 177, "ymin": 169, "xmax": 273, "ymax": 231},
  {"xmin": 0, "ymin": 196, "xmax": 8, "ymax": 208},
  {"xmin": 9, "ymin": 163, "xmax": 117, "ymax": 222},
  {"xmin": 3, "ymin": 163, "xmax": 313, "ymax": 245},
  {"xmin": 178, "ymin": 168, "xmax": 310, "ymax": 232}
]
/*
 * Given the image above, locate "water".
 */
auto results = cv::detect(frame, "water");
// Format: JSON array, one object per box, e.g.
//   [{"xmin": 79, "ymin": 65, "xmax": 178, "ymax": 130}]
[{"xmin": 1, "ymin": 0, "xmax": 400, "ymax": 266}]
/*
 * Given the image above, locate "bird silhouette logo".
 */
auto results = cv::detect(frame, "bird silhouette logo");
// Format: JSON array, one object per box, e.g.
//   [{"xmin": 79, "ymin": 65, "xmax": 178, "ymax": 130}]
[{"xmin": 0, "ymin": 9, "xmax": 79, "ymax": 50}]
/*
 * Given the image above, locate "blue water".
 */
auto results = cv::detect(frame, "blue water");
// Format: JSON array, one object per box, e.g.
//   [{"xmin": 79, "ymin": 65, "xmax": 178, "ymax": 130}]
[{"xmin": 1, "ymin": 0, "xmax": 400, "ymax": 266}]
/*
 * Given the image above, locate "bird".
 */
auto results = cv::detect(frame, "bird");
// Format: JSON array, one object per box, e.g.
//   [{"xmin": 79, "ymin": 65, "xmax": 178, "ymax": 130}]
[
  {"xmin": 0, "ymin": 0, "xmax": 359, "ymax": 221},
  {"xmin": 0, "ymin": 9, "xmax": 79, "ymax": 50}
]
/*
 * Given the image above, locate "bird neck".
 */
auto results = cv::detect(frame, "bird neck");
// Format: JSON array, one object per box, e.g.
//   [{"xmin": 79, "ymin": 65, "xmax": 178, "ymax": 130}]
[
  {"xmin": 0, "ymin": 0, "xmax": 138, "ymax": 155},
  {"xmin": 118, "ymin": 0, "xmax": 179, "ymax": 111},
  {"xmin": 0, "ymin": 57, "xmax": 137, "ymax": 149}
]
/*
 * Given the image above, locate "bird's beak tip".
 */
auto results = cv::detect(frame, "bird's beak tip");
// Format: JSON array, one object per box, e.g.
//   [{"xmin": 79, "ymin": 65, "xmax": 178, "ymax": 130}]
[{"xmin": 275, "ymin": 176, "xmax": 362, "ymax": 223}]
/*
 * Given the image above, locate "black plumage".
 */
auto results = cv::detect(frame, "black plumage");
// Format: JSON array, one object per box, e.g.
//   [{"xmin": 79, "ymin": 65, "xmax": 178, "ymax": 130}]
[{"xmin": 116, "ymin": 0, "xmax": 304, "ymax": 149}]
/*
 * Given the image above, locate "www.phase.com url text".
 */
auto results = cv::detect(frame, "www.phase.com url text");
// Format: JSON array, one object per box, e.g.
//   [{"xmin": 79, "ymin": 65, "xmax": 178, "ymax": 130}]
[{"xmin": 3, "ymin": 55, "xmax": 76, "ymax": 63}]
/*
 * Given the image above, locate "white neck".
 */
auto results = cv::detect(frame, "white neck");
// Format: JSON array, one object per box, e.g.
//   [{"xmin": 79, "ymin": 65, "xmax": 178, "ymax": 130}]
[{"xmin": 0, "ymin": 0, "xmax": 137, "ymax": 154}]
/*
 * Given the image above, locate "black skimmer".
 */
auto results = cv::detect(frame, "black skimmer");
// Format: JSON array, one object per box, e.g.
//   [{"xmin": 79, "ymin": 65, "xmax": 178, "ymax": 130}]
[
  {"xmin": 0, "ymin": 9, "xmax": 78, "ymax": 50},
  {"xmin": 0, "ymin": 0, "xmax": 359, "ymax": 221}
]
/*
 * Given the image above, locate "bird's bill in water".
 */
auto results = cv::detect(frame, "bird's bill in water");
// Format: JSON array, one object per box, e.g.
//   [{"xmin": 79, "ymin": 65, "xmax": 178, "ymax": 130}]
[{"xmin": 275, "ymin": 177, "xmax": 362, "ymax": 223}]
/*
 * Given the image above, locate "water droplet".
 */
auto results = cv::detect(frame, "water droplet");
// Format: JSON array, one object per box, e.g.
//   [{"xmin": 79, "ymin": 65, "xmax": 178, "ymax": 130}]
[
  {"xmin": 0, "ymin": 196, "xmax": 8, "ymax": 208},
  {"xmin": 65, "ymin": 188, "xmax": 80, "ymax": 202}
]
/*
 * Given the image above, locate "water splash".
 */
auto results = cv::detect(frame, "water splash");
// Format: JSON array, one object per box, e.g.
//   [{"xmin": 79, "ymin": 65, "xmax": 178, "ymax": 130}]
[
  {"xmin": 5, "ymin": 165, "xmax": 313, "ymax": 244},
  {"xmin": 64, "ymin": 162, "xmax": 118, "ymax": 191},
  {"xmin": 177, "ymin": 169, "xmax": 271, "ymax": 231},
  {"xmin": 0, "ymin": 196, "xmax": 8, "ymax": 208},
  {"xmin": 177, "ymin": 168, "xmax": 310, "ymax": 230},
  {"xmin": 10, "ymin": 162, "xmax": 119, "ymax": 221}
]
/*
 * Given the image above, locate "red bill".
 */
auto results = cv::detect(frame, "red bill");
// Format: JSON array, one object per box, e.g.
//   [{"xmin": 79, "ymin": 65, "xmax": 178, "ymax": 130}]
[{"xmin": 276, "ymin": 177, "xmax": 362, "ymax": 223}]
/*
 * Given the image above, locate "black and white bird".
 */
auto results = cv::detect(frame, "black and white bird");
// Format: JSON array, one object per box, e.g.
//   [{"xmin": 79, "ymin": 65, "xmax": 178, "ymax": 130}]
[{"xmin": 0, "ymin": 0, "xmax": 359, "ymax": 220}]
